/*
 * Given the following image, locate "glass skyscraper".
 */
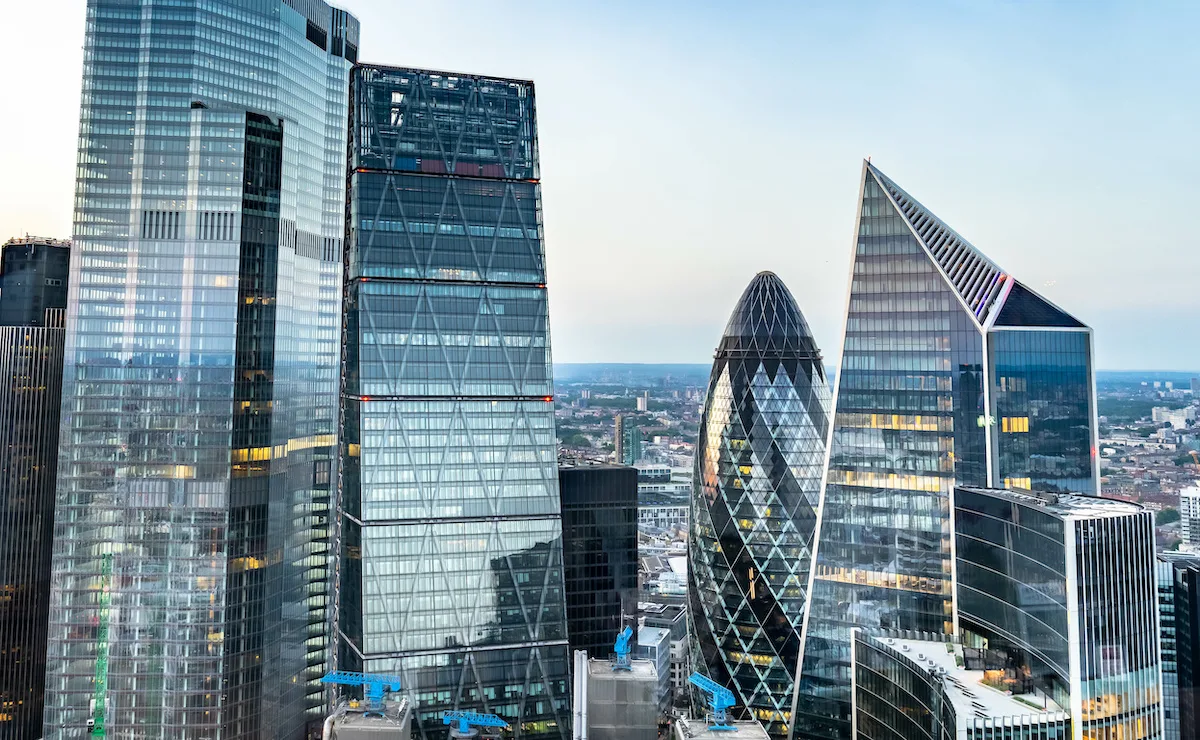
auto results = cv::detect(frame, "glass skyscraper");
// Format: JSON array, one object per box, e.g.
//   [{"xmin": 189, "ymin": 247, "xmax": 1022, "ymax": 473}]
[
  {"xmin": 792, "ymin": 163, "xmax": 1098, "ymax": 739},
  {"xmin": 45, "ymin": 2, "xmax": 357, "ymax": 737},
  {"xmin": 953, "ymin": 487, "xmax": 1163, "ymax": 740},
  {"xmin": 689, "ymin": 272, "xmax": 831, "ymax": 738},
  {"xmin": 558, "ymin": 461, "xmax": 639, "ymax": 661},
  {"xmin": 338, "ymin": 65, "xmax": 571, "ymax": 738},
  {"xmin": 0, "ymin": 237, "xmax": 70, "ymax": 740}
]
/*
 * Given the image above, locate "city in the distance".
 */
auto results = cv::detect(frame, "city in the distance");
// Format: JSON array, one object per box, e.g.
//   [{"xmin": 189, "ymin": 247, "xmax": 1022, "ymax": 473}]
[{"xmin": 0, "ymin": 2, "xmax": 1196, "ymax": 740}]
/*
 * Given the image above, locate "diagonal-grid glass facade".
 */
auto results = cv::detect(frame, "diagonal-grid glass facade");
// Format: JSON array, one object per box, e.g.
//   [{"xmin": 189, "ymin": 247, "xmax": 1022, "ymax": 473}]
[
  {"xmin": 689, "ymin": 272, "xmax": 830, "ymax": 739},
  {"xmin": 45, "ymin": 2, "xmax": 357, "ymax": 737},
  {"xmin": 338, "ymin": 65, "xmax": 570, "ymax": 740},
  {"xmin": 792, "ymin": 163, "xmax": 1098, "ymax": 740}
]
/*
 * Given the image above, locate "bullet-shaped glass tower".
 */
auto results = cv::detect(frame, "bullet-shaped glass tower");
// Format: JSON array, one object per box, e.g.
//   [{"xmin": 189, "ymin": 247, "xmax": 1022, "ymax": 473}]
[{"xmin": 689, "ymin": 272, "xmax": 831, "ymax": 738}]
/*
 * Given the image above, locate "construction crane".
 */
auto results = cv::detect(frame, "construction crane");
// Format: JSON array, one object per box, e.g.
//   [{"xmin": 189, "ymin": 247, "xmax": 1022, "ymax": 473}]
[
  {"xmin": 688, "ymin": 672, "xmax": 737, "ymax": 732},
  {"xmin": 87, "ymin": 553, "xmax": 114, "ymax": 737},
  {"xmin": 612, "ymin": 626, "xmax": 633, "ymax": 671},
  {"xmin": 320, "ymin": 671, "xmax": 404, "ymax": 716},
  {"xmin": 442, "ymin": 710, "xmax": 509, "ymax": 738}
]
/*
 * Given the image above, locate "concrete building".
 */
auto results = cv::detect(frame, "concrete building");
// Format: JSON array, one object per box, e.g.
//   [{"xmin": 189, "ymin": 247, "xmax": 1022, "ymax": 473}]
[
  {"xmin": 1154, "ymin": 406, "xmax": 1197, "ymax": 429},
  {"xmin": 672, "ymin": 716, "xmax": 770, "ymax": 740},
  {"xmin": 635, "ymin": 626, "xmax": 673, "ymax": 713},
  {"xmin": 324, "ymin": 695, "xmax": 413, "ymax": 740},
  {"xmin": 638, "ymin": 505, "xmax": 688, "ymax": 531},
  {"xmin": 1182, "ymin": 488, "xmax": 1200, "ymax": 549},
  {"xmin": 574, "ymin": 651, "xmax": 659, "ymax": 740},
  {"xmin": 642, "ymin": 604, "xmax": 689, "ymax": 697}
]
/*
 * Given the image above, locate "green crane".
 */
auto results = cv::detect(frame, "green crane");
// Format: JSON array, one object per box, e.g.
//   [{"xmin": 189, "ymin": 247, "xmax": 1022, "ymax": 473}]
[{"xmin": 88, "ymin": 553, "xmax": 113, "ymax": 737}]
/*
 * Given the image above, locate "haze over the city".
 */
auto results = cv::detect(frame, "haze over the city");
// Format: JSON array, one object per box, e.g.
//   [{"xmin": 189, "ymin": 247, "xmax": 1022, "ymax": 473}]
[{"xmin": 4, "ymin": 0, "xmax": 1197, "ymax": 369}]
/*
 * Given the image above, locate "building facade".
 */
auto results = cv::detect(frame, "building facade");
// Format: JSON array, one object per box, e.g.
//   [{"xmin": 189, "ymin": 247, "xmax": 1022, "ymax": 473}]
[
  {"xmin": 558, "ymin": 461, "xmax": 639, "ymax": 660},
  {"xmin": 1164, "ymin": 556, "xmax": 1200, "ymax": 740},
  {"xmin": 0, "ymin": 237, "xmax": 70, "ymax": 739},
  {"xmin": 690, "ymin": 272, "xmax": 831, "ymax": 738},
  {"xmin": 616, "ymin": 415, "xmax": 643, "ymax": 466},
  {"xmin": 44, "ymin": 2, "xmax": 357, "ymax": 737},
  {"xmin": 338, "ymin": 65, "xmax": 571, "ymax": 738},
  {"xmin": 793, "ymin": 163, "xmax": 1098, "ymax": 739},
  {"xmin": 1181, "ymin": 488, "xmax": 1200, "ymax": 548},
  {"xmin": 852, "ymin": 631, "xmax": 1071, "ymax": 740},
  {"xmin": 953, "ymin": 487, "xmax": 1163, "ymax": 740}
]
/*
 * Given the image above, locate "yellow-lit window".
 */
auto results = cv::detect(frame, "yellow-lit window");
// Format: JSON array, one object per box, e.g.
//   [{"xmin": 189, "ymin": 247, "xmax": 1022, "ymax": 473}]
[{"xmin": 1001, "ymin": 416, "xmax": 1029, "ymax": 433}]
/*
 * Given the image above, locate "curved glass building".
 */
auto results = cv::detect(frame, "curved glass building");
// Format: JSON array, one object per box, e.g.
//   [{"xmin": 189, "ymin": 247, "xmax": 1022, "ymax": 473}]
[{"xmin": 689, "ymin": 272, "xmax": 831, "ymax": 738}]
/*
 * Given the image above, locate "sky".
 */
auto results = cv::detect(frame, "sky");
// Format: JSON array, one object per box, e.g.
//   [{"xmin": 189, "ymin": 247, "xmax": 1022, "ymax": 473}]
[{"xmin": 2, "ymin": 1, "xmax": 1198, "ymax": 370}]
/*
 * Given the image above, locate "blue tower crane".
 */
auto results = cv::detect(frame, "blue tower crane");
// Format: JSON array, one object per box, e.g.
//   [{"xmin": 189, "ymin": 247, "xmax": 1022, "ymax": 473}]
[
  {"xmin": 612, "ymin": 626, "xmax": 633, "ymax": 671},
  {"xmin": 688, "ymin": 672, "xmax": 738, "ymax": 731},
  {"xmin": 442, "ymin": 710, "xmax": 509, "ymax": 738},
  {"xmin": 320, "ymin": 671, "xmax": 404, "ymax": 716}
]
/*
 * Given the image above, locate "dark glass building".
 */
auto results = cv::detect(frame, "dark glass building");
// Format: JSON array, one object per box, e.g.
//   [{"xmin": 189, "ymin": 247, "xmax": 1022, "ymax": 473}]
[
  {"xmin": 689, "ymin": 272, "xmax": 831, "ymax": 738},
  {"xmin": 338, "ymin": 65, "xmax": 571, "ymax": 738},
  {"xmin": 1162, "ymin": 555, "xmax": 1200, "ymax": 740},
  {"xmin": 952, "ymin": 487, "xmax": 1162, "ymax": 740},
  {"xmin": 793, "ymin": 163, "xmax": 1098, "ymax": 739},
  {"xmin": 558, "ymin": 460, "xmax": 639, "ymax": 659},
  {"xmin": 45, "ymin": 2, "xmax": 358, "ymax": 737},
  {"xmin": 0, "ymin": 237, "xmax": 69, "ymax": 740}
]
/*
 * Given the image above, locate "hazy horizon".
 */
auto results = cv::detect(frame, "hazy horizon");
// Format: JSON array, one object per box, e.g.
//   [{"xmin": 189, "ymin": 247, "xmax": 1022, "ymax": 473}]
[{"xmin": 4, "ymin": 1, "xmax": 1198, "ymax": 369}]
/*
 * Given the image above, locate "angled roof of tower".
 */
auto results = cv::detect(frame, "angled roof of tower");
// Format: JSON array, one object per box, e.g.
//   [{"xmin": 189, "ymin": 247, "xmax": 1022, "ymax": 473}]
[
  {"xmin": 719, "ymin": 271, "xmax": 821, "ymax": 358},
  {"xmin": 865, "ymin": 162, "xmax": 1085, "ymax": 329}
]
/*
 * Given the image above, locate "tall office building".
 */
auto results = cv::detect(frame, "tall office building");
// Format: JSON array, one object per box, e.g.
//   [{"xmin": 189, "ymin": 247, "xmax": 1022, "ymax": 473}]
[
  {"xmin": 338, "ymin": 66, "xmax": 571, "ymax": 738},
  {"xmin": 45, "ymin": 2, "xmax": 357, "ymax": 738},
  {"xmin": 793, "ymin": 162, "xmax": 1098, "ymax": 739},
  {"xmin": 0, "ymin": 237, "xmax": 70, "ymax": 739},
  {"xmin": 1162, "ymin": 555, "xmax": 1200, "ymax": 740},
  {"xmin": 852, "ymin": 487, "xmax": 1162, "ymax": 740},
  {"xmin": 615, "ymin": 415, "xmax": 643, "ymax": 466},
  {"xmin": 953, "ymin": 487, "xmax": 1163, "ymax": 740},
  {"xmin": 690, "ymin": 272, "xmax": 831, "ymax": 738},
  {"xmin": 558, "ymin": 461, "xmax": 639, "ymax": 660}
]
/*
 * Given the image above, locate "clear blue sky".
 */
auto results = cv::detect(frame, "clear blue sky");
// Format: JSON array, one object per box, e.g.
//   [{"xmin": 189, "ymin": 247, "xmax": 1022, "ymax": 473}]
[{"xmin": 3, "ymin": 1, "xmax": 1197, "ymax": 370}]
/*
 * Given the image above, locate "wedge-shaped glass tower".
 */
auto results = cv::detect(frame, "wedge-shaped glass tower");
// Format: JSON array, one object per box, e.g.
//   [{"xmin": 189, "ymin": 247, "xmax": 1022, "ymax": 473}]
[
  {"xmin": 690, "ymin": 272, "xmax": 831, "ymax": 738},
  {"xmin": 791, "ymin": 163, "xmax": 1098, "ymax": 739}
]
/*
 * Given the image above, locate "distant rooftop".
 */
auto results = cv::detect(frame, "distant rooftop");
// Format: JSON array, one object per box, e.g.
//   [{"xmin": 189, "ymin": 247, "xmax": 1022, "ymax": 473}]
[
  {"xmin": 3, "ymin": 236, "xmax": 71, "ymax": 248},
  {"xmin": 957, "ymin": 486, "xmax": 1144, "ymax": 521},
  {"xmin": 673, "ymin": 717, "xmax": 769, "ymax": 740},
  {"xmin": 880, "ymin": 635, "xmax": 1068, "ymax": 726}
]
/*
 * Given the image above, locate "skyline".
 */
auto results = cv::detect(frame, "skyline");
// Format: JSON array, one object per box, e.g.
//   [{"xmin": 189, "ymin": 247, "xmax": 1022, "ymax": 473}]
[{"xmin": 4, "ymin": 0, "xmax": 1199, "ymax": 370}]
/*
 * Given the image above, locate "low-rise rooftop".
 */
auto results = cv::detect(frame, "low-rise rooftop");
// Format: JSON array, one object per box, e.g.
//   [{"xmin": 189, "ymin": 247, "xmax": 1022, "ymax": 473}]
[
  {"xmin": 880, "ymin": 636, "xmax": 1068, "ymax": 726},
  {"xmin": 957, "ymin": 486, "xmax": 1144, "ymax": 520}
]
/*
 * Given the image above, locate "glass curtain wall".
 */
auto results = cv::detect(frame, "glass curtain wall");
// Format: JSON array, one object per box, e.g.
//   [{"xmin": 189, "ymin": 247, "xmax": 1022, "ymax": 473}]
[
  {"xmin": 688, "ymin": 272, "xmax": 831, "ymax": 739},
  {"xmin": 794, "ymin": 168, "xmax": 984, "ymax": 739},
  {"xmin": 338, "ymin": 66, "xmax": 571, "ymax": 739},
  {"xmin": 793, "ymin": 163, "xmax": 1098, "ymax": 740},
  {"xmin": 45, "ymin": 2, "xmax": 356, "ymax": 738}
]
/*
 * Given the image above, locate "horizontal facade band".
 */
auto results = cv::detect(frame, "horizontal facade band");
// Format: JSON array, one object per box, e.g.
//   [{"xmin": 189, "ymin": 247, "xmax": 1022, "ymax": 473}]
[
  {"xmin": 352, "ymin": 166, "xmax": 538, "ymax": 185},
  {"xmin": 337, "ymin": 630, "xmax": 570, "ymax": 661},
  {"xmin": 344, "ymin": 512, "xmax": 563, "ymax": 527}
]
